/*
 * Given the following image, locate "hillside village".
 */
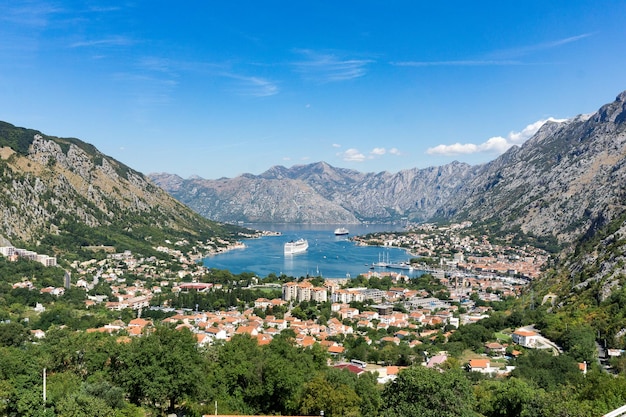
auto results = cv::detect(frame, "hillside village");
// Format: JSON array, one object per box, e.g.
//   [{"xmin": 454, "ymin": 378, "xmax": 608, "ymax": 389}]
[{"xmin": 0, "ymin": 222, "xmax": 567, "ymax": 385}]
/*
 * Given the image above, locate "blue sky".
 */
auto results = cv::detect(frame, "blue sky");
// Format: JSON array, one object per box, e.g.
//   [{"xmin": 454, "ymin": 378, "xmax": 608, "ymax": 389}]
[{"xmin": 1, "ymin": 1, "xmax": 625, "ymax": 179}]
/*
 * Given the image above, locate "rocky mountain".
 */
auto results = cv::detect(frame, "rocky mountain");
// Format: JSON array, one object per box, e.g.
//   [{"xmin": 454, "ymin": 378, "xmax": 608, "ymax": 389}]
[
  {"xmin": 151, "ymin": 90, "xmax": 626, "ymax": 250},
  {"xmin": 0, "ymin": 121, "xmax": 245, "ymax": 258},
  {"xmin": 441, "ymin": 90, "xmax": 626, "ymax": 245},
  {"xmin": 150, "ymin": 161, "xmax": 477, "ymax": 225}
]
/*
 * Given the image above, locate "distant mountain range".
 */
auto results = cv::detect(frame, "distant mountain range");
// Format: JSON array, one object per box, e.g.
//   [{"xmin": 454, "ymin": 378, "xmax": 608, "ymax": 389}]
[
  {"xmin": 150, "ymin": 90, "xmax": 626, "ymax": 247},
  {"xmin": 150, "ymin": 160, "xmax": 476, "ymax": 225}
]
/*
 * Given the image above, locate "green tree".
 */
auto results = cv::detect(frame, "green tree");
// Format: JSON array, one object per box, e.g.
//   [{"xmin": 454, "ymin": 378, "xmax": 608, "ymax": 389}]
[
  {"xmin": 111, "ymin": 326, "xmax": 205, "ymax": 413},
  {"xmin": 55, "ymin": 392, "xmax": 115, "ymax": 417},
  {"xmin": 510, "ymin": 350, "xmax": 582, "ymax": 391},
  {"xmin": 380, "ymin": 366, "xmax": 476, "ymax": 417},
  {"xmin": 299, "ymin": 373, "xmax": 361, "ymax": 417},
  {"xmin": 0, "ymin": 321, "xmax": 29, "ymax": 347},
  {"xmin": 448, "ymin": 323, "xmax": 494, "ymax": 350},
  {"xmin": 207, "ymin": 334, "xmax": 264, "ymax": 414},
  {"xmin": 354, "ymin": 371, "xmax": 381, "ymax": 416},
  {"xmin": 475, "ymin": 378, "xmax": 537, "ymax": 417},
  {"xmin": 559, "ymin": 324, "xmax": 596, "ymax": 363}
]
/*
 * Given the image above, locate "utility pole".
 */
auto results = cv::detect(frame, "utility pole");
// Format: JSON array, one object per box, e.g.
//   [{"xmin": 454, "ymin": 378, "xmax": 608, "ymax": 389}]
[{"xmin": 43, "ymin": 368, "xmax": 46, "ymax": 403}]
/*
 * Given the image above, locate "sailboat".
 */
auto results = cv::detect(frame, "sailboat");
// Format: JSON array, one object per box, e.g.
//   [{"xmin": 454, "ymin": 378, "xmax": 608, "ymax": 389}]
[{"xmin": 372, "ymin": 252, "xmax": 390, "ymax": 268}]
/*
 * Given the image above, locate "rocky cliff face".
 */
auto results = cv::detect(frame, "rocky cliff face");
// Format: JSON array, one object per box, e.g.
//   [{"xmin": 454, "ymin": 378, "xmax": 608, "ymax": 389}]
[
  {"xmin": 443, "ymin": 91, "xmax": 626, "ymax": 244},
  {"xmin": 0, "ymin": 122, "xmax": 240, "ymax": 251},
  {"xmin": 150, "ymin": 161, "xmax": 476, "ymax": 225}
]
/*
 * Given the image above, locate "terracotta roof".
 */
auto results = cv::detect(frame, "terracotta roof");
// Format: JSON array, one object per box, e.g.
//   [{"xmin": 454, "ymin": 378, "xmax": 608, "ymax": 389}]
[
  {"xmin": 513, "ymin": 329, "xmax": 537, "ymax": 337},
  {"xmin": 327, "ymin": 345, "xmax": 345, "ymax": 354},
  {"xmin": 333, "ymin": 363, "xmax": 365, "ymax": 374},
  {"xmin": 469, "ymin": 359, "xmax": 490, "ymax": 369},
  {"xmin": 386, "ymin": 365, "xmax": 400, "ymax": 375}
]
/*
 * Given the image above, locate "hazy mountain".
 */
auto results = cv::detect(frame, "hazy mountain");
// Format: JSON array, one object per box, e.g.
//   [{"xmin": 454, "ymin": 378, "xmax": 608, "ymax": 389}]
[
  {"xmin": 0, "ymin": 121, "xmax": 246, "ymax": 257},
  {"xmin": 150, "ymin": 160, "xmax": 477, "ymax": 225}
]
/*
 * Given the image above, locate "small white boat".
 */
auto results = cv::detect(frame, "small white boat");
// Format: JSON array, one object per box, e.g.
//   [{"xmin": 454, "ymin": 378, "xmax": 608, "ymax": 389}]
[
  {"xmin": 334, "ymin": 227, "xmax": 349, "ymax": 236},
  {"xmin": 284, "ymin": 238, "xmax": 308, "ymax": 255}
]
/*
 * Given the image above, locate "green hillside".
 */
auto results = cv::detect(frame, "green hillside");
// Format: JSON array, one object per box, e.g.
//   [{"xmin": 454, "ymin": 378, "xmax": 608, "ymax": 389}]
[{"xmin": 0, "ymin": 121, "xmax": 249, "ymax": 261}]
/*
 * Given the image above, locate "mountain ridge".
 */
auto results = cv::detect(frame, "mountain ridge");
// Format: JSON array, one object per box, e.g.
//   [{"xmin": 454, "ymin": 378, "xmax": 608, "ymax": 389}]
[
  {"xmin": 0, "ymin": 121, "xmax": 246, "ymax": 259},
  {"xmin": 443, "ymin": 91, "xmax": 626, "ymax": 244},
  {"xmin": 150, "ymin": 160, "xmax": 477, "ymax": 225}
]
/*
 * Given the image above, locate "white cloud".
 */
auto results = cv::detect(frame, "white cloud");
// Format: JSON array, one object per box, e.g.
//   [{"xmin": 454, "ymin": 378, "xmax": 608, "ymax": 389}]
[
  {"xmin": 427, "ymin": 117, "xmax": 567, "ymax": 156},
  {"xmin": 332, "ymin": 143, "xmax": 341, "ymax": 148},
  {"xmin": 392, "ymin": 60, "xmax": 521, "ymax": 67},
  {"xmin": 489, "ymin": 33, "xmax": 593, "ymax": 60},
  {"xmin": 293, "ymin": 49, "xmax": 373, "ymax": 83},
  {"xmin": 226, "ymin": 74, "xmax": 279, "ymax": 97},
  {"xmin": 394, "ymin": 34, "xmax": 592, "ymax": 68},
  {"xmin": 340, "ymin": 148, "xmax": 367, "ymax": 162},
  {"xmin": 338, "ymin": 146, "xmax": 402, "ymax": 162},
  {"xmin": 70, "ymin": 36, "xmax": 135, "ymax": 48},
  {"xmin": 427, "ymin": 143, "xmax": 478, "ymax": 155},
  {"xmin": 508, "ymin": 117, "xmax": 566, "ymax": 144}
]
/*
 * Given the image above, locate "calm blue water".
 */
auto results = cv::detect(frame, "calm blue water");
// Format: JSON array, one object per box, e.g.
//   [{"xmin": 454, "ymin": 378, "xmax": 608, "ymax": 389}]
[{"xmin": 203, "ymin": 224, "xmax": 421, "ymax": 279}]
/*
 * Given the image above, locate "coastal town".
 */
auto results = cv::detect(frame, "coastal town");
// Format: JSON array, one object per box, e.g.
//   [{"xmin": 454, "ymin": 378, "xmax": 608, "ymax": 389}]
[{"xmin": 0, "ymin": 221, "xmax": 570, "ymax": 384}]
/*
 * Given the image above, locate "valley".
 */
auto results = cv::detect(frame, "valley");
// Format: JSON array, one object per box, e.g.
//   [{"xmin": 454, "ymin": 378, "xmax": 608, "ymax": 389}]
[{"xmin": 1, "ymin": 90, "xmax": 626, "ymax": 416}]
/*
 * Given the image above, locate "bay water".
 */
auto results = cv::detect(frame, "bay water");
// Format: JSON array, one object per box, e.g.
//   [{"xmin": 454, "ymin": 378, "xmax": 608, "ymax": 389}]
[{"xmin": 202, "ymin": 224, "xmax": 421, "ymax": 279}]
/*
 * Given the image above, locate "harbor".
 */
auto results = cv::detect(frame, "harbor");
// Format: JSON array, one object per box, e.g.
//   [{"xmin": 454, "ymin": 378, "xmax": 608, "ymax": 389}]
[{"xmin": 202, "ymin": 224, "xmax": 421, "ymax": 279}]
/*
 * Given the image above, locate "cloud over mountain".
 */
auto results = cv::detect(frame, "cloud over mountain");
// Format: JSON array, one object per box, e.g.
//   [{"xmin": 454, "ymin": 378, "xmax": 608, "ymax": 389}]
[{"xmin": 427, "ymin": 117, "xmax": 567, "ymax": 156}]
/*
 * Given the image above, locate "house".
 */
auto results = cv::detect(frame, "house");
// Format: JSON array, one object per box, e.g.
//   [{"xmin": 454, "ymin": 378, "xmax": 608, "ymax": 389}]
[
  {"xmin": 255, "ymin": 334, "xmax": 273, "ymax": 346},
  {"xmin": 512, "ymin": 329, "xmax": 539, "ymax": 348},
  {"xmin": 177, "ymin": 282, "xmax": 213, "ymax": 292},
  {"xmin": 235, "ymin": 325, "xmax": 258, "ymax": 336},
  {"xmin": 40, "ymin": 287, "xmax": 65, "ymax": 297},
  {"xmin": 128, "ymin": 318, "xmax": 153, "ymax": 329},
  {"xmin": 468, "ymin": 358, "xmax": 492, "ymax": 373},
  {"xmin": 205, "ymin": 327, "xmax": 228, "ymax": 341},
  {"xmin": 254, "ymin": 298, "xmax": 271, "ymax": 308},
  {"xmin": 380, "ymin": 336, "xmax": 401, "ymax": 345},
  {"xmin": 297, "ymin": 335, "xmax": 316, "ymax": 348},
  {"xmin": 31, "ymin": 329, "xmax": 46, "ymax": 339},
  {"xmin": 195, "ymin": 333, "xmax": 209, "ymax": 347},
  {"xmin": 376, "ymin": 365, "xmax": 404, "ymax": 384},
  {"xmin": 485, "ymin": 342, "xmax": 506, "ymax": 356},
  {"xmin": 333, "ymin": 363, "xmax": 366, "ymax": 376},
  {"xmin": 426, "ymin": 353, "xmax": 448, "ymax": 369},
  {"xmin": 372, "ymin": 304, "xmax": 394, "ymax": 316},
  {"xmin": 339, "ymin": 307, "xmax": 359, "ymax": 320},
  {"xmin": 327, "ymin": 345, "xmax": 345, "ymax": 356}
]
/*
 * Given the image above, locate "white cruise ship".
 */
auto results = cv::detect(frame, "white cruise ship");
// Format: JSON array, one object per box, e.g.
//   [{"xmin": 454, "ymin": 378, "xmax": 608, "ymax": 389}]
[
  {"xmin": 334, "ymin": 227, "xmax": 349, "ymax": 236},
  {"xmin": 284, "ymin": 238, "xmax": 308, "ymax": 255}
]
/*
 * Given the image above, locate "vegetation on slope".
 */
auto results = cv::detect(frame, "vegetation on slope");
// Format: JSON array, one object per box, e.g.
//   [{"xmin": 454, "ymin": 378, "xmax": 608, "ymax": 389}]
[{"xmin": 0, "ymin": 121, "xmax": 248, "ymax": 261}]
